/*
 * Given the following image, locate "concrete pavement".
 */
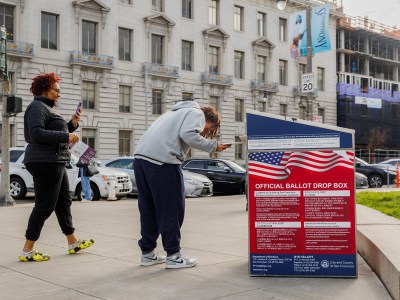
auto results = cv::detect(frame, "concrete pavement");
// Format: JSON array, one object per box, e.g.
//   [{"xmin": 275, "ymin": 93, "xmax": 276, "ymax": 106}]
[{"xmin": 0, "ymin": 195, "xmax": 392, "ymax": 300}]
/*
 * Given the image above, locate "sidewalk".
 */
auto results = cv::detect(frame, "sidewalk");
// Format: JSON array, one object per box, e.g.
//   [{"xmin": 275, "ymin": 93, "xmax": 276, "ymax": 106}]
[{"xmin": 0, "ymin": 195, "xmax": 392, "ymax": 300}]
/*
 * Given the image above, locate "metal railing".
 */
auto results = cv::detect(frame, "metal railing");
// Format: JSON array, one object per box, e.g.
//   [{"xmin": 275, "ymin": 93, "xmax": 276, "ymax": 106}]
[
  {"xmin": 201, "ymin": 72, "xmax": 233, "ymax": 86},
  {"xmin": 251, "ymin": 80, "xmax": 279, "ymax": 92},
  {"xmin": 143, "ymin": 62, "xmax": 179, "ymax": 78},
  {"xmin": 338, "ymin": 15, "xmax": 400, "ymax": 41},
  {"xmin": 7, "ymin": 40, "xmax": 34, "ymax": 56},
  {"xmin": 69, "ymin": 51, "xmax": 114, "ymax": 68}
]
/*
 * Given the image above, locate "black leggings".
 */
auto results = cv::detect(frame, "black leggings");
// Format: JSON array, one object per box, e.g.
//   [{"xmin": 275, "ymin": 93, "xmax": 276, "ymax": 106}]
[{"xmin": 25, "ymin": 162, "xmax": 75, "ymax": 241}]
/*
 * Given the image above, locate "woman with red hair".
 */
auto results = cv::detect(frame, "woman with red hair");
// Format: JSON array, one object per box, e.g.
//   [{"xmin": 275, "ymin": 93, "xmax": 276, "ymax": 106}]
[{"xmin": 19, "ymin": 72, "xmax": 94, "ymax": 262}]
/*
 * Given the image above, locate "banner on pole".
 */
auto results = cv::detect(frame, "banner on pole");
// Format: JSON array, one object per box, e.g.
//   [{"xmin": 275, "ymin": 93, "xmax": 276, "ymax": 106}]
[{"xmin": 289, "ymin": 4, "xmax": 331, "ymax": 58}]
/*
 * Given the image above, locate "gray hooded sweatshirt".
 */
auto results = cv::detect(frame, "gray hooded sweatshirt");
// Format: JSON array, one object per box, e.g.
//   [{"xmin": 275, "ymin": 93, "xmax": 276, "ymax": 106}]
[{"xmin": 134, "ymin": 101, "xmax": 217, "ymax": 165}]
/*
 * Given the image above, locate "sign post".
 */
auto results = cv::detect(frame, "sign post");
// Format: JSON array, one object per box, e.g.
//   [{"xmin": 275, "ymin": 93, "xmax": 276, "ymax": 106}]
[{"xmin": 247, "ymin": 110, "xmax": 357, "ymax": 278}]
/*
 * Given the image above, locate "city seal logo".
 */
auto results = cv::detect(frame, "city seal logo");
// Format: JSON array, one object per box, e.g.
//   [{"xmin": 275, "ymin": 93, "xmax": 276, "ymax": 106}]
[{"xmin": 320, "ymin": 260, "xmax": 330, "ymax": 268}]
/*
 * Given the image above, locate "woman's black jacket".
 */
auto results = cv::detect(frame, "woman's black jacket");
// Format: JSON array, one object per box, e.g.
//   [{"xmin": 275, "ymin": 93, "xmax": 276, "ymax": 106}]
[{"xmin": 23, "ymin": 96, "xmax": 79, "ymax": 164}]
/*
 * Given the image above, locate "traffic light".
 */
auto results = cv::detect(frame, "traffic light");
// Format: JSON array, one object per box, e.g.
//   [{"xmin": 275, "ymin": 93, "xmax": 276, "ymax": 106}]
[
  {"xmin": 6, "ymin": 95, "xmax": 22, "ymax": 114},
  {"xmin": 0, "ymin": 26, "xmax": 6, "ymax": 73}
]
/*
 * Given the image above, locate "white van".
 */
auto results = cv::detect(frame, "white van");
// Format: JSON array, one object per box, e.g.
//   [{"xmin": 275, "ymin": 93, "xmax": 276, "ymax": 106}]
[{"xmin": 2, "ymin": 147, "xmax": 132, "ymax": 200}]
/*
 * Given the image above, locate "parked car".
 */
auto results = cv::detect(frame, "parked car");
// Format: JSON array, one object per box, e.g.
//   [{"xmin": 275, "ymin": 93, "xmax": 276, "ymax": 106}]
[
  {"xmin": 355, "ymin": 172, "xmax": 368, "ymax": 189},
  {"xmin": 1, "ymin": 147, "xmax": 132, "ymax": 200},
  {"xmin": 372, "ymin": 159, "xmax": 400, "ymax": 173},
  {"xmin": 104, "ymin": 157, "xmax": 213, "ymax": 197},
  {"xmin": 355, "ymin": 157, "xmax": 396, "ymax": 188},
  {"xmin": 181, "ymin": 158, "xmax": 246, "ymax": 194}
]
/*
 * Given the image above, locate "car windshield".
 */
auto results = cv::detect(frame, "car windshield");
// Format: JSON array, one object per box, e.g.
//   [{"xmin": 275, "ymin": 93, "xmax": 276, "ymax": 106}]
[
  {"xmin": 10, "ymin": 150, "xmax": 25, "ymax": 162},
  {"xmin": 380, "ymin": 160, "xmax": 399, "ymax": 166},
  {"xmin": 225, "ymin": 160, "xmax": 246, "ymax": 173}
]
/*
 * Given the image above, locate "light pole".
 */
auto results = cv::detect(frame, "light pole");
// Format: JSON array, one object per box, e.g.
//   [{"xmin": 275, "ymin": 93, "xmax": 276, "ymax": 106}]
[
  {"xmin": 0, "ymin": 25, "xmax": 14, "ymax": 206},
  {"xmin": 277, "ymin": 0, "xmax": 314, "ymax": 121}
]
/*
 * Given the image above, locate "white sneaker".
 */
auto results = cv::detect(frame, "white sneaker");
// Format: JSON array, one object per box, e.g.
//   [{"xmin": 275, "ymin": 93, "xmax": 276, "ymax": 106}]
[
  {"xmin": 141, "ymin": 250, "xmax": 166, "ymax": 266},
  {"xmin": 165, "ymin": 252, "xmax": 198, "ymax": 269},
  {"xmin": 81, "ymin": 199, "xmax": 92, "ymax": 202}
]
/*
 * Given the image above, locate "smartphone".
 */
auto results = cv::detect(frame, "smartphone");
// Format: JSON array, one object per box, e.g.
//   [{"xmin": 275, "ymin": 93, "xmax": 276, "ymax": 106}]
[{"xmin": 75, "ymin": 101, "xmax": 82, "ymax": 116}]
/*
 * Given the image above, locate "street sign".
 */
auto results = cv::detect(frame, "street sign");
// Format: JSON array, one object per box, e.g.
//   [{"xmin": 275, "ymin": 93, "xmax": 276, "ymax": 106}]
[{"xmin": 301, "ymin": 72, "xmax": 314, "ymax": 93}]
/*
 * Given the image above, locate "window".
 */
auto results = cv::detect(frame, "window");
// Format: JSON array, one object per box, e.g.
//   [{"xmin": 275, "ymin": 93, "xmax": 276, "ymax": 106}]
[
  {"xmin": 119, "ymin": 85, "xmax": 131, "ymax": 112},
  {"xmin": 234, "ymin": 6, "xmax": 244, "ymax": 31},
  {"xmin": 119, "ymin": 0, "xmax": 131, "ymax": 4},
  {"xmin": 185, "ymin": 160, "xmax": 205, "ymax": 169},
  {"xmin": 299, "ymin": 63, "xmax": 306, "ymax": 74},
  {"xmin": 235, "ymin": 99, "xmax": 244, "ymax": 122},
  {"xmin": 235, "ymin": 136, "xmax": 243, "ymax": 160},
  {"xmin": 209, "ymin": 46, "xmax": 219, "ymax": 74},
  {"xmin": 152, "ymin": 0, "xmax": 164, "ymax": 12},
  {"xmin": 152, "ymin": 34, "xmax": 164, "ymax": 64},
  {"xmin": 280, "ymin": 104, "xmax": 287, "ymax": 116},
  {"xmin": 391, "ymin": 103, "xmax": 399, "ymax": 119},
  {"xmin": 279, "ymin": 60, "xmax": 287, "ymax": 85},
  {"xmin": 0, "ymin": 125, "xmax": 16, "ymax": 152},
  {"xmin": 119, "ymin": 130, "xmax": 132, "ymax": 156},
  {"xmin": 299, "ymin": 105, "xmax": 307, "ymax": 120},
  {"xmin": 210, "ymin": 96, "xmax": 219, "ymax": 111},
  {"xmin": 279, "ymin": 18, "xmax": 287, "ymax": 42},
  {"xmin": 209, "ymin": 0, "xmax": 219, "ymax": 25},
  {"xmin": 82, "ymin": 20, "xmax": 97, "ymax": 54},
  {"xmin": 41, "ymin": 12, "xmax": 58, "ymax": 50},
  {"xmin": 82, "ymin": 81, "xmax": 96, "ymax": 109},
  {"xmin": 8, "ymin": 71, "xmax": 16, "ymax": 94},
  {"xmin": 152, "ymin": 89, "xmax": 163, "ymax": 115},
  {"xmin": 317, "ymin": 67, "xmax": 325, "ymax": 91},
  {"xmin": 106, "ymin": 159, "xmax": 133, "ymax": 169},
  {"xmin": 257, "ymin": 12, "xmax": 266, "ymax": 36},
  {"xmin": 257, "ymin": 55, "xmax": 266, "ymax": 80},
  {"xmin": 0, "ymin": 4, "xmax": 14, "ymax": 40},
  {"xmin": 299, "ymin": 97, "xmax": 307, "ymax": 119},
  {"xmin": 182, "ymin": 40, "xmax": 193, "ymax": 71},
  {"xmin": 182, "ymin": 92, "xmax": 193, "ymax": 101},
  {"xmin": 360, "ymin": 105, "xmax": 368, "ymax": 116},
  {"xmin": 234, "ymin": 51, "xmax": 244, "ymax": 79},
  {"xmin": 82, "ymin": 128, "xmax": 96, "ymax": 150},
  {"xmin": 318, "ymin": 108, "xmax": 325, "ymax": 123},
  {"xmin": 119, "ymin": 28, "xmax": 132, "ymax": 61},
  {"xmin": 10, "ymin": 149, "xmax": 24, "ymax": 162},
  {"xmin": 182, "ymin": 0, "xmax": 193, "ymax": 19},
  {"xmin": 258, "ymin": 101, "xmax": 265, "ymax": 112}
]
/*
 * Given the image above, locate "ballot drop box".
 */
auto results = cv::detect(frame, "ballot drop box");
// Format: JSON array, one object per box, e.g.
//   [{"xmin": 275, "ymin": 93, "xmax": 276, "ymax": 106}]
[{"xmin": 247, "ymin": 111, "xmax": 357, "ymax": 278}]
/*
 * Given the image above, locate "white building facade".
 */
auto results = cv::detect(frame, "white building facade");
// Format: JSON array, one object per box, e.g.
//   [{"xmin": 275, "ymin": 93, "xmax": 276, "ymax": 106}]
[{"xmin": 0, "ymin": 0, "xmax": 341, "ymax": 164}]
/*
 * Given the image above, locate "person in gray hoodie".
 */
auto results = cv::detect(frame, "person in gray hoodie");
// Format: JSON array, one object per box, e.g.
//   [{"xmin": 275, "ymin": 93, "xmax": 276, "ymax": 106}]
[{"xmin": 134, "ymin": 101, "xmax": 230, "ymax": 269}]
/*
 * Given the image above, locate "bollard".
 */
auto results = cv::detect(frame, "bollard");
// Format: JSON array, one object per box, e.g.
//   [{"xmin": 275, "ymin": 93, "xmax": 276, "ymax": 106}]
[
  {"xmin": 397, "ymin": 163, "xmax": 399, "ymax": 188},
  {"xmin": 107, "ymin": 179, "xmax": 117, "ymax": 200}
]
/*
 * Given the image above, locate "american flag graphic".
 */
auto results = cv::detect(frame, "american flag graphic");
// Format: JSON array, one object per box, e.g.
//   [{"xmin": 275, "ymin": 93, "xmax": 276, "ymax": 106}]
[{"xmin": 248, "ymin": 151, "xmax": 354, "ymax": 180}]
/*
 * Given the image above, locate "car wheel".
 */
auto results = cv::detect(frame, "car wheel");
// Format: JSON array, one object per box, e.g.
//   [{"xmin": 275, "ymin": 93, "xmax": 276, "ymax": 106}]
[
  {"xmin": 368, "ymin": 174, "xmax": 383, "ymax": 188},
  {"xmin": 76, "ymin": 182, "xmax": 101, "ymax": 201},
  {"xmin": 10, "ymin": 177, "xmax": 27, "ymax": 200}
]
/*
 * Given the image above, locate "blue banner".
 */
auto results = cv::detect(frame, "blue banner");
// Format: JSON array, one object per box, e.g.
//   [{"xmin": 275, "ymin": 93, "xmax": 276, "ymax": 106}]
[
  {"xmin": 311, "ymin": 4, "xmax": 331, "ymax": 54},
  {"xmin": 288, "ymin": 4, "xmax": 331, "ymax": 58}
]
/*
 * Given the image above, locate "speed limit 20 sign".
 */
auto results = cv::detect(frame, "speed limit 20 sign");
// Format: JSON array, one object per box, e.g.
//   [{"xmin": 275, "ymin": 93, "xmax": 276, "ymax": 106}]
[{"xmin": 301, "ymin": 73, "xmax": 314, "ymax": 93}]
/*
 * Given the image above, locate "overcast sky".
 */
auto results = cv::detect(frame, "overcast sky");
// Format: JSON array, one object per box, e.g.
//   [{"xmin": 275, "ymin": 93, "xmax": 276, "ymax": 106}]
[{"xmin": 341, "ymin": 0, "xmax": 400, "ymax": 28}]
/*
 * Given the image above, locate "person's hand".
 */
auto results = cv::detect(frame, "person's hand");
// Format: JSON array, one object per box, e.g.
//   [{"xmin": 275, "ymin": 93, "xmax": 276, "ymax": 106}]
[
  {"xmin": 71, "ymin": 108, "xmax": 82, "ymax": 127},
  {"xmin": 216, "ymin": 141, "xmax": 231, "ymax": 152},
  {"xmin": 69, "ymin": 133, "xmax": 80, "ymax": 144}
]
